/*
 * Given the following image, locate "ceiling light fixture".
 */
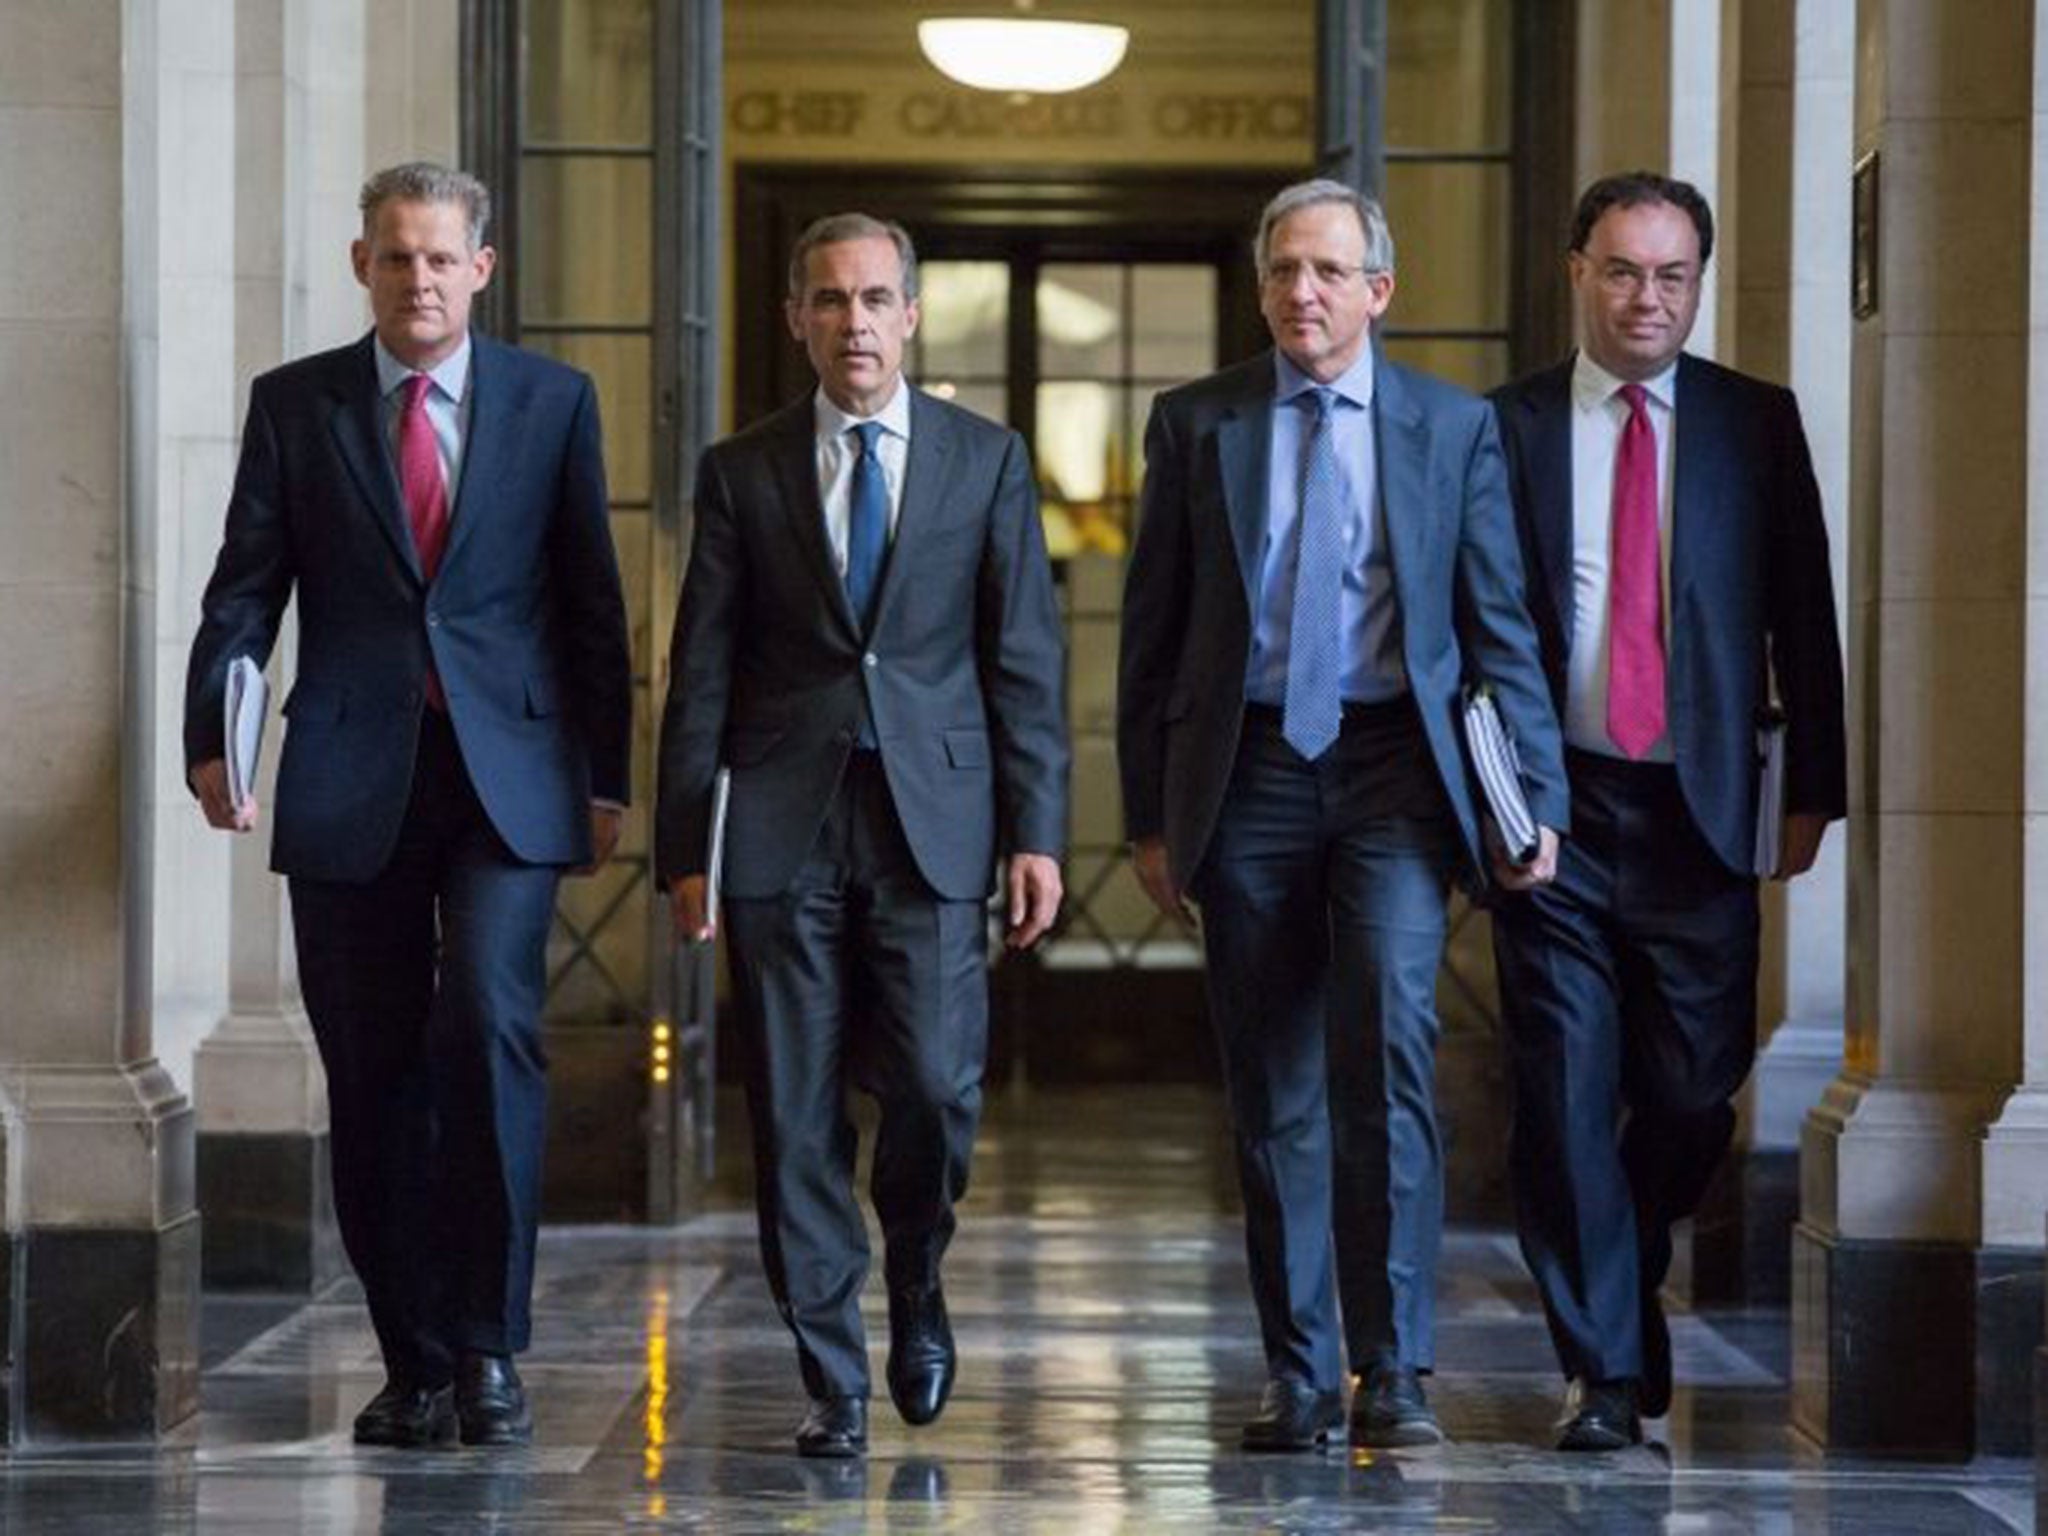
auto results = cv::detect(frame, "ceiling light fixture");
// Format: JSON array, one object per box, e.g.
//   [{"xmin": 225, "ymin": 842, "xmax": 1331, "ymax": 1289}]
[{"xmin": 917, "ymin": 14, "xmax": 1131, "ymax": 95}]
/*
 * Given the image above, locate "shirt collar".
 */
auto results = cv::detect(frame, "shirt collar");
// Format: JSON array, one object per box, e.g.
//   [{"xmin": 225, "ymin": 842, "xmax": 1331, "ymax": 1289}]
[
  {"xmin": 1572, "ymin": 348, "xmax": 1677, "ymax": 414},
  {"xmin": 1275, "ymin": 342, "xmax": 1375, "ymax": 413},
  {"xmin": 375, "ymin": 333, "xmax": 471, "ymax": 404},
  {"xmin": 815, "ymin": 376, "xmax": 913, "ymax": 444}
]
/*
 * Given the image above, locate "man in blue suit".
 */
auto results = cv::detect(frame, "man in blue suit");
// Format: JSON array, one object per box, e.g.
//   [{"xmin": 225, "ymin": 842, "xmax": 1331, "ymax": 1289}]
[
  {"xmin": 1118, "ymin": 179, "xmax": 1568, "ymax": 1451},
  {"xmin": 184, "ymin": 163, "xmax": 631, "ymax": 1449},
  {"xmin": 1488, "ymin": 172, "xmax": 1845, "ymax": 1449}
]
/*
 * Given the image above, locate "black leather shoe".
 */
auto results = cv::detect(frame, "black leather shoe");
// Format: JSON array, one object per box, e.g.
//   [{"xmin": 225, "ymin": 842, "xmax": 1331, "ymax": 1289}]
[
  {"xmin": 1640, "ymin": 1287, "xmax": 1673, "ymax": 1418},
  {"xmin": 1556, "ymin": 1377, "xmax": 1642, "ymax": 1451},
  {"xmin": 1240, "ymin": 1378, "xmax": 1344, "ymax": 1452},
  {"xmin": 352, "ymin": 1377, "xmax": 456, "ymax": 1448},
  {"xmin": 886, "ymin": 1284, "xmax": 957, "ymax": 1427},
  {"xmin": 1349, "ymin": 1363, "xmax": 1442, "ymax": 1448},
  {"xmin": 455, "ymin": 1352, "xmax": 533, "ymax": 1446},
  {"xmin": 796, "ymin": 1395, "xmax": 868, "ymax": 1458}
]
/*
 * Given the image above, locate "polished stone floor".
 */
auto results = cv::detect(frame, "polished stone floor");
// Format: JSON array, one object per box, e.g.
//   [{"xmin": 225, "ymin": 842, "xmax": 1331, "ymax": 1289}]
[{"xmin": 2, "ymin": 1087, "xmax": 2038, "ymax": 1532}]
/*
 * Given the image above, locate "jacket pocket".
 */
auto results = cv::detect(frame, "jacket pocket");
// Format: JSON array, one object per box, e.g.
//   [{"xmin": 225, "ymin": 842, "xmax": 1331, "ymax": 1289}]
[
  {"xmin": 524, "ymin": 673, "xmax": 559, "ymax": 718},
  {"xmin": 281, "ymin": 682, "xmax": 344, "ymax": 723},
  {"xmin": 724, "ymin": 726, "xmax": 785, "ymax": 766},
  {"xmin": 943, "ymin": 727, "xmax": 989, "ymax": 769}
]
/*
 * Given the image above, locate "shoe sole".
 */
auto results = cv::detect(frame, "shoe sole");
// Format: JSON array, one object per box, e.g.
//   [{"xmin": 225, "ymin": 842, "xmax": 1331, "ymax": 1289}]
[
  {"xmin": 1556, "ymin": 1426, "xmax": 1639, "ymax": 1452},
  {"xmin": 796, "ymin": 1439, "xmax": 867, "ymax": 1459},
  {"xmin": 1351, "ymin": 1419, "xmax": 1444, "ymax": 1449},
  {"xmin": 1241, "ymin": 1423, "xmax": 1342, "ymax": 1453}
]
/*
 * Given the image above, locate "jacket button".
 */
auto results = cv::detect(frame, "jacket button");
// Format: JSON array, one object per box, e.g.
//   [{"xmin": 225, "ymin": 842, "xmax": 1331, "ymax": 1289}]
[
  {"xmin": 427, "ymin": 612, "xmax": 441, "ymax": 628},
  {"xmin": 863, "ymin": 652, "xmax": 878, "ymax": 670}
]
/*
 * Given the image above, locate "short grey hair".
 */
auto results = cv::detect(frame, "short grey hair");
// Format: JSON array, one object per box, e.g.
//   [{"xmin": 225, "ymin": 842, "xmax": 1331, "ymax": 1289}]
[
  {"xmin": 1254, "ymin": 178, "xmax": 1396, "ymax": 277},
  {"xmin": 787, "ymin": 212, "xmax": 920, "ymax": 302},
  {"xmin": 358, "ymin": 162, "xmax": 492, "ymax": 251}
]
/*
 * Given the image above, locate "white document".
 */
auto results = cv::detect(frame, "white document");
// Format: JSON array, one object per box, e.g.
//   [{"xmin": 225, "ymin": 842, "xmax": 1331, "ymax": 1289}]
[
  {"xmin": 224, "ymin": 656, "xmax": 270, "ymax": 813},
  {"xmin": 1753, "ymin": 711, "xmax": 1787, "ymax": 877},
  {"xmin": 1461, "ymin": 683, "xmax": 1539, "ymax": 867},
  {"xmin": 703, "ymin": 766, "xmax": 732, "ymax": 936}
]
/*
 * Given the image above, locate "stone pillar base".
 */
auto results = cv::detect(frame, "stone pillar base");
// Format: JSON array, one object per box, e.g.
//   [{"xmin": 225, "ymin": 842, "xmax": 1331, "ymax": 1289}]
[
  {"xmin": 1, "ymin": 1212, "xmax": 201, "ymax": 1444},
  {"xmin": 1973, "ymin": 1247, "xmax": 2044, "ymax": 1457},
  {"xmin": 1689, "ymin": 1148, "xmax": 1799, "ymax": 1307},
  {"xmin": 1791, "ymin": 1220, "xmax": 1974, "ymax": 1457},
  {"xmin": 196, "ymin": 1129, "xmax": 342, "ymax": 1293}
]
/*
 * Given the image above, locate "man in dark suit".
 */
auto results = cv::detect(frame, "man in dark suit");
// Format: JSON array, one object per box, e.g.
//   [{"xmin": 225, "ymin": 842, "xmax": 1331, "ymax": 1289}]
[
  {"xmin": 1488, "ymin": 171, "xmax": 1846, "ymax": 1449},
  {"xmin": 1118, "ymin": 179, "xmax": 1568, "ymax": 1452},
  {"xmin": 184, "ymin": 163, "xmax": 631, "ymax": 1449},
  {"xmin": 654, "ymin": 213, "xmax": 1067, "ymax": 1458}
]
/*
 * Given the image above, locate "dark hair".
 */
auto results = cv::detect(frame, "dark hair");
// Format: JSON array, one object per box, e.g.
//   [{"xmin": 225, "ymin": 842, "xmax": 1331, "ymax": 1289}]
[{"xmin": 1569, "ymin": 171, "xmax": 1714, "ymax": 265}]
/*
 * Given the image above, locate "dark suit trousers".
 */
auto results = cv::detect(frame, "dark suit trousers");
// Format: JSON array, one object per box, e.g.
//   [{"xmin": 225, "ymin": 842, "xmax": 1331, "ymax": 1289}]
[
  {"xmin": 1492, "ymin": 749, "xmax": 1759, "ymax": 1384},
  {"xmin": 723, "ymin": 753, "xmax": 990, "ymax": 1400},
  {"xmin": 290, "ymin": 709, "xmax": 560, "ymax": 1383},
  {"xmin": 1191, "ymin": 702, "xmax": 1460, "ymax": 1392}
]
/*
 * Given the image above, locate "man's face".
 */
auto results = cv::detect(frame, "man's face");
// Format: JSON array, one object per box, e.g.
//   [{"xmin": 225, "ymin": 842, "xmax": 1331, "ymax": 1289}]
[
  {"xmin": 1569, "ymin": 199, "xmax": 1703, "ymax": 381},
  {"xmin": 351, "ymin": 198, "xmax": 495, "ymax": 369},
  {"xmin": 785, "ymin": 236, "xmax": 920, "ymax": 417},
  {"xmin": 1258, "ymin": 201, "xmax": 1395, "ymax": 382}
]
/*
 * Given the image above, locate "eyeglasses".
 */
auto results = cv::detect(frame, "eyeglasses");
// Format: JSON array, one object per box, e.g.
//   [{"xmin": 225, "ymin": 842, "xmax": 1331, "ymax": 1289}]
[
  {"xmin": 1593, "ymin": 260, "xmax": 1699, "ymax": 300},
  {"xmin": 1261, "ymin": 258, "xmax": 1380, "ymax": 291}
]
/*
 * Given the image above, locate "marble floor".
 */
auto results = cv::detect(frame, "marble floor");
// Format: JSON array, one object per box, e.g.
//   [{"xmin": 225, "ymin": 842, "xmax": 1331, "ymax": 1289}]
[{"xmin": 1, "ymin": 1087, "xmax": 2038, "ymax": 1533}]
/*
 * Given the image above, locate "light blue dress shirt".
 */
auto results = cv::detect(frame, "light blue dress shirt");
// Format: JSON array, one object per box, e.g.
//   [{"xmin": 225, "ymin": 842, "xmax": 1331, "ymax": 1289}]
[
  {"xmin": 1245, "ymin": 346, "xmax": 1405, "ymax": 706},
  {"xmin": 374, "ymin": 333, "xmax": 472, "ymax": 506}
]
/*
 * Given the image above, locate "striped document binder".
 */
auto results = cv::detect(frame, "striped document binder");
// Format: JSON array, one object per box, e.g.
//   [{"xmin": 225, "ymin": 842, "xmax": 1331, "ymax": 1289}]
[{"xmin": 1461, "ymin": 683, "xmax": 1539, "ymax": 867}]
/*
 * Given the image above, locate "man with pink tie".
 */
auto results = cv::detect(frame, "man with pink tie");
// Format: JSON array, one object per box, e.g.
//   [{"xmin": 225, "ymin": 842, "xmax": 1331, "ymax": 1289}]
[{"xmin": 1488, "ymin": 172, "xmax": 1845, "ymax": 1449}]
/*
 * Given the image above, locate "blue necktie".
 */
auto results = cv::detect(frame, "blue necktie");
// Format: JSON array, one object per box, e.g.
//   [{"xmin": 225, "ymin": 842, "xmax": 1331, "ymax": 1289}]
[
  {"xmin": 1282, "ymin": 386, "xmax": 1344, "ymax": 760},
  {"xmin": 845, "ymin": 421, "xmax": 888, "ymax": 632}
]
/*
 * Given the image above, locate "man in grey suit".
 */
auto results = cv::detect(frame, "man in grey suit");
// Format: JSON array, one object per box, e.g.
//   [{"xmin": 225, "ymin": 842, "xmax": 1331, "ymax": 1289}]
[
  {"xmin": 1119, "ymin": 179, "xmax": 1568, "ymax": 1451},
  {"xmin": 655, "ymin": 213, "xmax": 1068, "ymax": 1458}
]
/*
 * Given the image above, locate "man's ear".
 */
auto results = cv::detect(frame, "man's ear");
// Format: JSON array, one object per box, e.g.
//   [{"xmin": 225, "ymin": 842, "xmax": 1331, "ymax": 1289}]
[{"xmin": 351, "ymin": 239, "xmax": 371, "ymax": 289}]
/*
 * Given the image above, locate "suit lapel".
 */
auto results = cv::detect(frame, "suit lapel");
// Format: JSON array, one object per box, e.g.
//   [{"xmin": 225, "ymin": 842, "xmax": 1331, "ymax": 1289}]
[
  {"xmin": 1216, "ymin": 353, "xmax": 1275, "ymax": 610},
  {"xmin": 1371, "ymin": 355, "xmax": 1433, "ymax": 613},
  {"xmin": 1519, "ymin": 359, "xmax": 1576, "ymax": 644},
  {"xmin": 327, "ymin": 335, "xmax": 422, "ymax": 585},
  {"xmin": 438, "ymin": 334, "xmax": 524, "ymax": 579},
  {"xmin": 768, "ymin": 399, "xmax": 860, "ymax": 640},
  {"xmin": 867, "ymin": 389, "xmax": 954, "ymax": 637}
]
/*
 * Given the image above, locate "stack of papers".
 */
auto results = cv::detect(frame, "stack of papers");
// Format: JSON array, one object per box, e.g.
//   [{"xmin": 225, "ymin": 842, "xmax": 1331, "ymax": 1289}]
[
  {"xmin": 224, "ymin": 656, "xmax": 270, "ymax": 813},
  {"xmin": 1462, "ymin": 683, "xmax": 1539, "ymax": 867},
  {"xmin": 1753, "ymin": 710, "xmax": 1787, "ymax": 876}
]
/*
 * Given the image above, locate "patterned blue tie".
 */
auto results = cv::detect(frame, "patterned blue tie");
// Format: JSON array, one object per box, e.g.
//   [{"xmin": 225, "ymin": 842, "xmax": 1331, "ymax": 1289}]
[
  {"xmin": 845, "ymin": 420, "xmax": 889, "ymax": 632},
  {"xmin": 1283, "ymin": 386, "xmax": 1345, "ymax": 760}
]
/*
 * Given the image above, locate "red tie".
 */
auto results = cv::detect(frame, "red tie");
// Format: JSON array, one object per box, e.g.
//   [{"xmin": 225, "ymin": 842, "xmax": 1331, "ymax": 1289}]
[
  {"xmin": 399, "ymin": 373, "xmax": 450, "ymax": 708},
  {"xmin": 1606, "ymin": 382, "xmax": 1665, "ymax": 758}
]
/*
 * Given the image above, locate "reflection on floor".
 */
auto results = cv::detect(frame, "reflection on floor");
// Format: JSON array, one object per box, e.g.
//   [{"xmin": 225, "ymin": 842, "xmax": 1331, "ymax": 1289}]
[{"xmin": 2, "ymin": 1088, "xmax": 2038, "ymax": 1533}]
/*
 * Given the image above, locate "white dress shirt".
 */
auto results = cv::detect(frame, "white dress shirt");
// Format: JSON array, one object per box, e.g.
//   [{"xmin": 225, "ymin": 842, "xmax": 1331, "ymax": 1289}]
[
  {"xmin": 813, "ymin": 379, "xmax": 912, "ymax": 577},
  {"xmin": 374, "ymin": 333, "xmax": 472, "ymax": 503},
  {"xmin": 1568, "ymin": 350, "xmax": 1677, "ymax": 762}
]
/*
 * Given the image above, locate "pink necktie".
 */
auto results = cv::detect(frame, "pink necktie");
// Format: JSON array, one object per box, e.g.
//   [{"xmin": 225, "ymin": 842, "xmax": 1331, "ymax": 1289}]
[
  {"xmin": 1606, "ymin": 383, "xmax": 1665, "ymax": 758},
  {"xmin": 399, "ymin": 374, "xmax": 449, "ymax": 708}
]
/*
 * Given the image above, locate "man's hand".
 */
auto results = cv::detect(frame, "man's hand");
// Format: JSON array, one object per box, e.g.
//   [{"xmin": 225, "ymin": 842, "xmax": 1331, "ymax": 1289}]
[
  {"xmin": 574, "ymin": 803, "xmax": 624, "ymax": 876},
  {"xmin": 189, "ymin": 758, "xmax": 258, "ymax": 832},
  {"xmin": 1490, "ymin": 825, "xmax": 1560, "ymax": 892},
  {"xmin": 670, "ymin": 874, "xmax": 714, "ymax": 943},
  {"xmin": 1005, "ymin": 853, "xmax": 1063, "ymax": 950},
  {"xmin": 1131, "ymin": 835, "xmax": 1194, "ymax": 929},
  {"xmin": 1773, "ymin": 811, "xmax": 1828, "ymax": 881}
]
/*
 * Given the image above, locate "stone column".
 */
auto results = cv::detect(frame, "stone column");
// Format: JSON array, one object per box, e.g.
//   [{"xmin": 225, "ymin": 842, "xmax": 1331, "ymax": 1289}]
[
  {"xmin": 190, "ymin": 0, "xmax": 337, "ymax": 1296},
  {"xmin": 1692, "ymin": 0, "xmax": 1854, "ymax": 1309},
  {"xmin": 1794, "ymin": 0, "xmax": 2034, "ymax": 1457},
  {"xmin": 1988, "ymin": 0, "xmax": 2048, "ymax": 1459},
  {"xmin": 0, "ymin": 0, "xmax": 202, "ymax": 1443}
]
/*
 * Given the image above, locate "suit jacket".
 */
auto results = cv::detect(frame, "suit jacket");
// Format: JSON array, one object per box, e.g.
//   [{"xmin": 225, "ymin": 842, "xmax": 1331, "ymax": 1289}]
[
  {"xmin": 654, "ymin": 388, "xmax": 1068, "ymax": 903},
  {"xmin": 184, "ymin": 332, "xmax": 633, "ymax": 883},
  {"xmin": 1118, "ymin": 349, "xmax": 1569, "ymax": 887},
  {"xmin": 1489, "ymin": 352, "xmax": 1847, "ymax": 874}
]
